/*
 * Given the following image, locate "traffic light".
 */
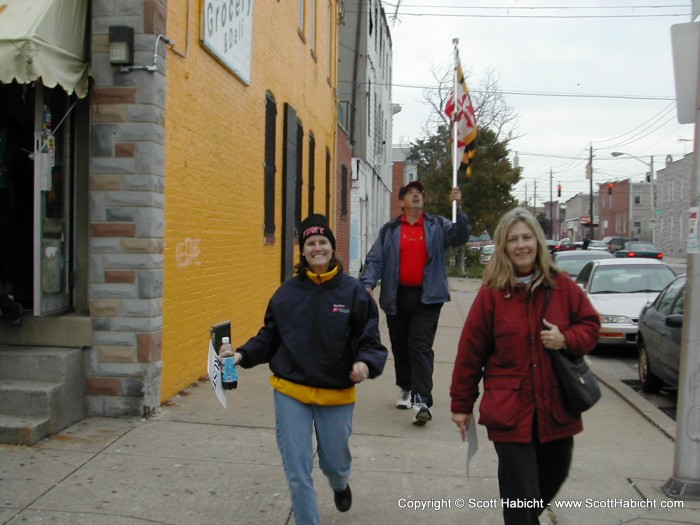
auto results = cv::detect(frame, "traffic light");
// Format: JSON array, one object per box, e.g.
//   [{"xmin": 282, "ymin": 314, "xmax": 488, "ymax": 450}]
[
  {"xmin": 607, "ymin": 183, "xmax": 614, "ymax": 195},
  {"xmin": 557, "ymin": 184, "xmax": 561, "ymax": 198}
]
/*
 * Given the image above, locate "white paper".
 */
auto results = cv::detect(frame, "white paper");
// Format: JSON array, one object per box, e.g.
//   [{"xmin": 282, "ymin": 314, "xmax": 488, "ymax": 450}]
[
  {"xmin": 465, "ymin": 417, "xmax": 479, "ymax": 479},
  {"xmin": 207, "ymin": 340, "xmax": 227, "ymax": 409}
]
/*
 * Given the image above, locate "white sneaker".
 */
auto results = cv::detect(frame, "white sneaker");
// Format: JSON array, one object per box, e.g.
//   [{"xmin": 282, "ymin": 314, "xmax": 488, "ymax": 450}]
[
  {"xmin": 396, "ymin": 389, "xmax": 412, "ymax": 409},
  {"xmin": 412, "ymin": 394, "xmax": 432, "ymax": 426}
]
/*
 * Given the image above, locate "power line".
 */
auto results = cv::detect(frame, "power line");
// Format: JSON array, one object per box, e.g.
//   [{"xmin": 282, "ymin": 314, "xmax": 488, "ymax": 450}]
[
  {"xmin": 598, "ymin": 113, "xmax": 679, "ymax": 151},
  {"xmin": 592, "ymin": 103, "xmax": 676, "ymax": 145},
  {"xmin": 383, "ymin": 3, "xmax": 688, "ymax": 10},
  {"xmin": 351, "ymin": 81, "xmax": 677, "ymax": 101},
  {"xmin": 378, "ymin": 1, "xmax": 689, "ymax": 19}
]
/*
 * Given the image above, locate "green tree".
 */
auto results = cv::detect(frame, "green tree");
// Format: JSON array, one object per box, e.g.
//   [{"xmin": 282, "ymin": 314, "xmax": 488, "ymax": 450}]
[
  {"xmin": 405, "ymin": 64, "xmax": 522, "ymax": 238},
  {"xmin": 406, "ymin": 125, "xmax": 521, "ymax": 236}
]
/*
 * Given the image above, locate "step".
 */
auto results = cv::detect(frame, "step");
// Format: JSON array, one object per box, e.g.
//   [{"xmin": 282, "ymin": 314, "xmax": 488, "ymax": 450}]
[
  {"xmin": 0, "ymin": 414, "xmax": 49, "ymax": 445},
  {"xmin": 0, "ymin": 379, "xmax": 62, "ymax": 418},
  {"xmin": 0, "ymin": 347, "xmax": 83, "ymax": 382}
]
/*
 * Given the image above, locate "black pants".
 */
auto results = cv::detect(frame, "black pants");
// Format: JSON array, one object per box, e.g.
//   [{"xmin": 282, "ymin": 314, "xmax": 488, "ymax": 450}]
[
  {"xmin": 494, "ymin": 433, "xmax": 573, "ymax": 525},
  {"xmin": 385, "ymin": 287, "xmax": 442, "ymax": 407}
]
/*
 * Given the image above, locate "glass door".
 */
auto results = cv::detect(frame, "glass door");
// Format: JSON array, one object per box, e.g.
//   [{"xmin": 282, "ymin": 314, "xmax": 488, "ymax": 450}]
[{"xmin": 33, "ymin": 85, "xmax": 72, "ymax": 315}]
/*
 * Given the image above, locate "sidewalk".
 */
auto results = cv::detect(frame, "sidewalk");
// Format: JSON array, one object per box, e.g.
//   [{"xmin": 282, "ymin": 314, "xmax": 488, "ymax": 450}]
[{"xmin": 2, "ymin": 277, "xmax": 698, "ymax": 525}]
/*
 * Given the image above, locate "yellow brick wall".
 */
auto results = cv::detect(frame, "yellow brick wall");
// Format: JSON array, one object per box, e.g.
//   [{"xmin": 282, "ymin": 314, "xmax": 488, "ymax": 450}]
[{"xmin": 161, "ymin": 1, "xmax": 338, "ymax": 400}]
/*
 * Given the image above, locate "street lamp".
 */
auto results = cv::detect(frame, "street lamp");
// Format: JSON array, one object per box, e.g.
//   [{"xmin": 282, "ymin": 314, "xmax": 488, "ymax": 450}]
[{"xmin": 610, "ymin": 152, "xmax": 655, "ymax": 244}]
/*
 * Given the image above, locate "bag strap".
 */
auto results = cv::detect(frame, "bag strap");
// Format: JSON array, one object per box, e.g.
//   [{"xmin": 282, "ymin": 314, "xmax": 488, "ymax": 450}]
[{"xmin": 542, "ymin": 286, "xmax": 552, "ymax": 317}]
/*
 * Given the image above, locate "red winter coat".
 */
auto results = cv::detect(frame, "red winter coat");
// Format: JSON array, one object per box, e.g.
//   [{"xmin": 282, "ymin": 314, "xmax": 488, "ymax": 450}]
[{"xmin": 450, "ymin": 273, "xmax": 600, "ymax": 443}]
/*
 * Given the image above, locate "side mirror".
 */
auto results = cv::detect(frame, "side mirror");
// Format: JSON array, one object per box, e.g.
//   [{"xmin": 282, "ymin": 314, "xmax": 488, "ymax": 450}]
[{"xmin": 666, "ymin": 314, "xmax": 683, "ymax": 328}]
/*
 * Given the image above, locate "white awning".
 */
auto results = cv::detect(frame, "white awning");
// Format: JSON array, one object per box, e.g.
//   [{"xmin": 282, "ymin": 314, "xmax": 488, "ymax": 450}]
[{"xmin": 0, "ymin": 0, "xmax": 89, "ymax": 98}]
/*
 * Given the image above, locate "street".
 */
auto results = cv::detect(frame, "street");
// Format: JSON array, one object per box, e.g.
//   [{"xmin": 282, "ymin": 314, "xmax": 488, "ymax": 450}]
[{"xmin": 589, "ymin": 349, "xmax": 678, "ymax": 421}]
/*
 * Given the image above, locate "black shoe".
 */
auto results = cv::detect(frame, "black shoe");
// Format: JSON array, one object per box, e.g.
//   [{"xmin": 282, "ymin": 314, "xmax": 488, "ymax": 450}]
[{"xmin": 334, "ymin": 484, "xmax": 352, "ymax": 512}]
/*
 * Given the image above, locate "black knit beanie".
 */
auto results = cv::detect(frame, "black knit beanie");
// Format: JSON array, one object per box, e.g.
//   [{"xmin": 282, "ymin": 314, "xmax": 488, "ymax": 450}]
[{"xmin": 298, "ymin": 214, "xmax": 336, "ymax": 251}]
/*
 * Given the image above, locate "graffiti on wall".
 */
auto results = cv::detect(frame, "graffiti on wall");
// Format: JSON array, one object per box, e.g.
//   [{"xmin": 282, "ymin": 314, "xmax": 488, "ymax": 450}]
[{"xmin": 176, "ymin": 238, "xmax": 202, "ymax": 268}]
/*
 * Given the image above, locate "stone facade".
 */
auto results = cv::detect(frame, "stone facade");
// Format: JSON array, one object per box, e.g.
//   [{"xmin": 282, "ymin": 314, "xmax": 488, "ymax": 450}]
[
  {"xmin": 654, "ymin": 154, "xmax": 693, "ymax": 257},
  {"xmin": 87, "ymin": 0, "xmax": 168, "ymax": 417}
]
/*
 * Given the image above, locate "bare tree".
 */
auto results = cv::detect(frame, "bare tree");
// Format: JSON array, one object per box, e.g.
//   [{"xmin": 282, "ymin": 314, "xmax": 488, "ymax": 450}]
[{"xmin": 421, "ymin": 64, "xmax": 521, "ymax": 144}]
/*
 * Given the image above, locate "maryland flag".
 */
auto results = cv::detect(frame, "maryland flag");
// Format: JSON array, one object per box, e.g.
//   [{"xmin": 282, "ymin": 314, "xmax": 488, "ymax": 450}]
[{"xmin": 445, "ymin": 55, "xmax": 477, "ymax": 176}]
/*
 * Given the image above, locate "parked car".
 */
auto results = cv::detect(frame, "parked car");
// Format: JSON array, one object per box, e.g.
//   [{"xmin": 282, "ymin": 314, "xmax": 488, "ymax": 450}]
[
  {"xmin": 575, "ymin": 259, "xmax": 677, "ymax": 347},
  {"xmin": 480, "ymin": 244, "xmax": 495, "ymax": 265},
  {"xmin": 587, "ymin": 240, "xmax": 609, "ymax": 251},
  {"xmin": 637, "ymin": 275, "xmax": 685, "ymax": 393},
  {"xmin": 552, "ymin": 238, "xmax": 577, "ymax": 253},
  {"xmin": 545, "ymin": 239, "xmax": 557, "ymax": 254},
  {"xmin": 615, "ymin": 242, "xmax": 664, "ymax": 260},
  {"xmin": 552, "ymin": 250, "xmax": 614, "ymax": 280},
  {"xmin": 604, "ymin": 236, "xmax": 636, "ymax": 254}
]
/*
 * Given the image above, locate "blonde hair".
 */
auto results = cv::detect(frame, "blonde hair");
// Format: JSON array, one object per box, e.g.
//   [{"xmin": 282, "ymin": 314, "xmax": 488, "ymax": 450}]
[{"xmin": 482, "ymin": 207, "xmax": 558, "ymax": 291}]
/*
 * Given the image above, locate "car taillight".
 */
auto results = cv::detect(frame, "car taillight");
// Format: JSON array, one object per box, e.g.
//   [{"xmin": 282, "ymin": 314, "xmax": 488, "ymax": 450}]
[
  {"xmin": 628, "ymin": 252, "xmax": 636, "ymax": 257},
  {"xmin": 657, "ymin": 253, "xmax": 663, "ymax": 259}
]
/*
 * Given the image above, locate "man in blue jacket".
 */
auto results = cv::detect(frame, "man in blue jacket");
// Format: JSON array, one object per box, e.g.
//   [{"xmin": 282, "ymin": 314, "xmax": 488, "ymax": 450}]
[{"xmin": 360, "ymin": 181, "xmax": 470, "ymax": 425}]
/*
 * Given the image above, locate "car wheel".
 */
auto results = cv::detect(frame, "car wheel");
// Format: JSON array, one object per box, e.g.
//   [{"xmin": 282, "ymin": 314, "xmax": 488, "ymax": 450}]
[{"xmin": 638, "ymin": 339, "xmax": 663, "ymax": 394}]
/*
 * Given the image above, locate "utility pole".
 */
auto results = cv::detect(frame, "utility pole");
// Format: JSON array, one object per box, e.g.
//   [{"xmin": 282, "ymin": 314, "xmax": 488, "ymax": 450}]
[
  {"xmin": 664, "ymin": 17, "xmax": 700, "ymax": 500},
  {"xmin": 524, "ymin": 181, "xmax": 528, "ymax": 208},
  {"xmin": 589, "ymin": 145, "xmax": 595, "ymax": 239},
  {"xmin": 533, "ymin": 180, "xmax": 537, "ymax": 213},
  {"xmin": 549, "ymin": 169, "xmax": 553, "ymax": 238},
  {"xmin": 650, "ymin": 155, "xmax": 656, "ymax": 244}
]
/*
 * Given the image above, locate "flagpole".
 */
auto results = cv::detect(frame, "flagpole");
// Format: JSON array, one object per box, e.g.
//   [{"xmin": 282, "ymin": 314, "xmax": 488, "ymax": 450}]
[{"xmin": 451, "ymin": 38, "xmax": 459, "ymax": 223}]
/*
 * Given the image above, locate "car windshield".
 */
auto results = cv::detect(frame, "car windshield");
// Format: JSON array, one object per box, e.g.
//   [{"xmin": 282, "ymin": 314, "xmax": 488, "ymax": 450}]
[
  {"xmin": 590, "ymin": 265, "xmax": 676, "ymax": 294},
  {"xmin": 555, "ymin": 258, "xmax": 589, "ymax": 278}
]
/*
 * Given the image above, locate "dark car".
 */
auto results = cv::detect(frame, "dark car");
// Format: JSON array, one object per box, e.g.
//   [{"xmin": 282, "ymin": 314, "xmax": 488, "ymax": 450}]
[
  {"xmin": 552, "ymin": 250, "xmax": 614, "ymax": 280},
  {"xmin": 604, "ymin": 236, "xmax": 636, "ymax": 254},
  {"xmin": 615, "ymin": 242, "xmax": 664, "ymax": 260},
  {"xmin": 637, "ymin": 275, "xmax": 685, "ymax": 392}
]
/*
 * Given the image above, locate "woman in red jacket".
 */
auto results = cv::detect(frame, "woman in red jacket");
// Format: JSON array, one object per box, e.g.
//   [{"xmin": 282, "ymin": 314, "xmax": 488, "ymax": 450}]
[{"xmin": 450, "ymin": 207, "xmax": 600, "ymax": 525}]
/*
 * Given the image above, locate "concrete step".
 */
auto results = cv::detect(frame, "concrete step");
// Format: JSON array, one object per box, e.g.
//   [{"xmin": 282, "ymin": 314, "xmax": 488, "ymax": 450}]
[
  {"xmin": 0, "ymin": 379, "xmax": 62, "ymax": 417},
  {"xmin": 0, "ymin": 414, "xmax": 49, "ymax": 445},
  {"xmin": 0, "ymin": 346, "xmax": 87, "ymax": 445},
  {"xmin": 0, "ymin": 346, "xmax": 82, "ymax": 381}
]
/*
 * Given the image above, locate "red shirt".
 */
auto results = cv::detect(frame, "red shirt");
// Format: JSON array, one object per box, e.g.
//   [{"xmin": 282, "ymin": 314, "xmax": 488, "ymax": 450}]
[{"xmin": 399, "ymin": 213, "xmax": 428, "ymax": 287}]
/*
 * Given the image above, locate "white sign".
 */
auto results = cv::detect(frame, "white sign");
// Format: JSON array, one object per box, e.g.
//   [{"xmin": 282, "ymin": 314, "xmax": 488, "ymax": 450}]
[
  {"xmin": 201, "ymin": 0, "xmax": 254, "ymax": 85},
  {"xmin": 207, "ymin": 340, "xmax": 227, "ymax": 409},
  {"xmin": 671, "ymin": 22, "xmax": 699, "ymax": 124}
]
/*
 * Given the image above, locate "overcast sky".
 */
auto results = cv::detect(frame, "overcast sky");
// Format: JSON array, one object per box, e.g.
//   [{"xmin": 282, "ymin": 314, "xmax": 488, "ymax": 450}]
[{"xmin": 383, "ymin": 0, "xmax": 695, "ymax": 206}]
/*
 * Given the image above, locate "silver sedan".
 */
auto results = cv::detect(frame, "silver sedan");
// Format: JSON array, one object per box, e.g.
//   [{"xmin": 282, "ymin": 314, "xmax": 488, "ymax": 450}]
[{"xmin": 575, "ymin": 259, "xmax": 677, "ymax": 347}]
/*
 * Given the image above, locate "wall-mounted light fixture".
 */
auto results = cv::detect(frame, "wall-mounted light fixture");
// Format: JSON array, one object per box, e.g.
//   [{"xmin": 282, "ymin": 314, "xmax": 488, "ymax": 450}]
[{"xmin": 108, "ymin": 26, "xmax": 134, "ymax": 66}]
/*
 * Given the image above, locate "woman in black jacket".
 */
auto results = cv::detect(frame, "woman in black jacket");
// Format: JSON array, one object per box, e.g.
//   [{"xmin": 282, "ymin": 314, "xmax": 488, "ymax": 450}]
[{"xmin": 232, "ymin": 214, "xmax": 387, "ymax": 525}]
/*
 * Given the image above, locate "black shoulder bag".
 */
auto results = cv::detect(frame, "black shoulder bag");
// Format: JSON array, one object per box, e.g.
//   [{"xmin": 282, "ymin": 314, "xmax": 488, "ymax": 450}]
[{"xmin": 543, "ymin": 287, "xmax": 602, "ymax": 414}]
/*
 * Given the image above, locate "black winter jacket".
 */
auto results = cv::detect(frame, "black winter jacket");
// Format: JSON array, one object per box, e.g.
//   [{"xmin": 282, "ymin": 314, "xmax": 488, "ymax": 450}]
[{"xmin": 238, "ymin": 272, "xmax": 387, "ymax": 389}]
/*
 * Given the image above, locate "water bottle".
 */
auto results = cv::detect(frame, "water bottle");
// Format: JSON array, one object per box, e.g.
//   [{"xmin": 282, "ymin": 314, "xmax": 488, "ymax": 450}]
[{"xmin": 219, "ymin": 336, "xmax": 238, "ymax": 390}]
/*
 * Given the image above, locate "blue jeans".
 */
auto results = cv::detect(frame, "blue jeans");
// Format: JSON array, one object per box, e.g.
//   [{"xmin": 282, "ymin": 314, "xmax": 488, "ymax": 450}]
[{"xmin": 274, "ymin": 390, "xmax": 354, "ymax": 525}]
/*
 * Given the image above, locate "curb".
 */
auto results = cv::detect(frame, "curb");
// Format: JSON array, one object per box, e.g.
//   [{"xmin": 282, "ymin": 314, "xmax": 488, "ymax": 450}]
[{"xmin": 591, "ymin": 362, "xmax": 676, "ymax": 441}]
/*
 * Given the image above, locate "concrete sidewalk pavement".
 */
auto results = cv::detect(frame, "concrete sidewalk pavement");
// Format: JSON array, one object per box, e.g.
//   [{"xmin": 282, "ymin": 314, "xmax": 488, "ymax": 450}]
[{"xmin": 1, "ymin": 277, "xmax": 699, "ymax": 525}]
